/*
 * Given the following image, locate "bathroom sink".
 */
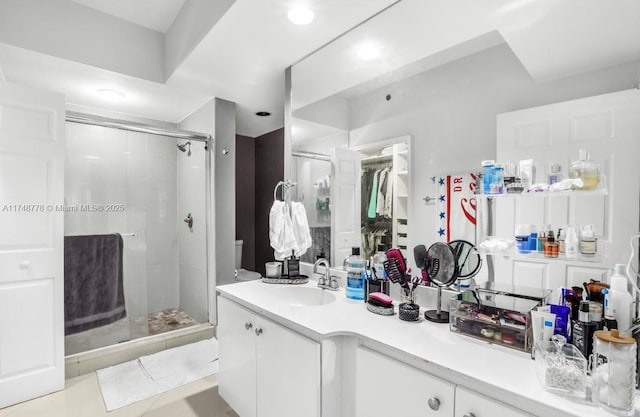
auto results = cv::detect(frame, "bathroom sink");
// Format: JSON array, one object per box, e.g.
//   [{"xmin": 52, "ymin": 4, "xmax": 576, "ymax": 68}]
[{"xmin": 267, "ymin": 286, "xmax": 336, "ymax": 307}]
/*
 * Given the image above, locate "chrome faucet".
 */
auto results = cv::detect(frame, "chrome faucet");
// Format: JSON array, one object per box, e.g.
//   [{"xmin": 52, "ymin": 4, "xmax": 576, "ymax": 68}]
[{"xmin": 313, "ymin": 258, "xmax": 339, "ymax": 290}]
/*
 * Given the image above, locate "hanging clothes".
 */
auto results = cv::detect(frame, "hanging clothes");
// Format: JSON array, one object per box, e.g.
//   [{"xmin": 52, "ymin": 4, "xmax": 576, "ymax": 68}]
[
  {"xmin": 383, "ymin": 169, "xmax": 393, "ymax": 218},
  {"xmin": 376, "ymin": 168, "xmax": 389, "ymax": 216},
  {"xmin": 367, "ymin": 169, "xmax": 380, "ymax": 219}
]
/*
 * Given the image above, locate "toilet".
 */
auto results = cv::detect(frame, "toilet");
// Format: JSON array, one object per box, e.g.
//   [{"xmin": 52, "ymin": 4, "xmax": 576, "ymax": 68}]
[{"xmin": 235, "ymin": 240, "xmax": 261, "ymax": 281}]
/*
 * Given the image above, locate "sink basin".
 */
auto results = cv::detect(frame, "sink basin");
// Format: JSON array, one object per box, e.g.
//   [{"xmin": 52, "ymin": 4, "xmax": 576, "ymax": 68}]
[{"xmin": 267, "ymin": 286, "xmax": 336, "ymax": 307}]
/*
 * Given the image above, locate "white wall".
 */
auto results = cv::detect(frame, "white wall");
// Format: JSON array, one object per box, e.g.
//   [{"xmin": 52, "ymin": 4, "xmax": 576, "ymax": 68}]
[
  {"xmin": 64, "ymin": 122, "xmax": 178, "ymax": 318},
  {"xmin": 0, "ymin": 0, "xmax": 164, "ymax": 82}
]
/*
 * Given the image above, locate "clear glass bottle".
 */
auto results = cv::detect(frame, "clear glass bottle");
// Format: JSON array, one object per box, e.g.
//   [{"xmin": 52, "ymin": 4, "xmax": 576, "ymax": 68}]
[
  {"xmin": 569, "ymin": 149, "xmax": 599, "ymax": 190},
  {"xmin": 371, "ymin": 244, "xmax": 387, "ymax": 281},
  {"xmin": 579, "ymin": 224, "xmax": 597, "ymax": 256},
  {"xmin": 345, "ymin": 247, "xmax": 365, "ymax": 300},
  {"xmin": 548, "ymin": 162, "xmax": 562, "ymax": 185},
  {"xmin": 491, "ymin": 163, "xmax": 505, "ymax": 194}
]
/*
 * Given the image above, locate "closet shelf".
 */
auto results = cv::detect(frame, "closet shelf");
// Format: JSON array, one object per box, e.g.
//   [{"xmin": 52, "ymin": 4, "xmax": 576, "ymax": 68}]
[
  {"xmin": 396, "ymin": 170, "xmax": 408, "ymax": 176},
  {"xmin": 362, "ymin": 154, "xmax": 393, "ymax": 163}
]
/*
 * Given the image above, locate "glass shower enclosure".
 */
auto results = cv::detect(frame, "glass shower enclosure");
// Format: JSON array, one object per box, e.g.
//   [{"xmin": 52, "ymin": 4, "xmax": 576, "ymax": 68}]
[{"xmin": 63, "ymin": 120, "xmax": 209, "ymax": 355}]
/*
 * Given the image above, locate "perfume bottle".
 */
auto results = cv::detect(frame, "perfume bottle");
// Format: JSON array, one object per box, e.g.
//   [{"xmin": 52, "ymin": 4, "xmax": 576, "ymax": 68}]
[{"xmin": 569, "ymin": 149, "xmax": 599, "ymax": 190}]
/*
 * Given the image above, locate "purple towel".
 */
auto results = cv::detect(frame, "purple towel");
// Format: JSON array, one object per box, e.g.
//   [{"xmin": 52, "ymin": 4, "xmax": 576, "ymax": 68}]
[{"xmin": 64, "ymin": 234, "xmax": 126, "ymax": 335}]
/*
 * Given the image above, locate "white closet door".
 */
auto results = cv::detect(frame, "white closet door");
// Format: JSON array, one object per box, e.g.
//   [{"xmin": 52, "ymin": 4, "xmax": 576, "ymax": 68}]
[
  {"xmin": 331, "ymin": 147, "xmax": 361, "ymax": 265},
  {"xmin": 0, "ymin": 81, "xmax": 65, "ymax": 408}
]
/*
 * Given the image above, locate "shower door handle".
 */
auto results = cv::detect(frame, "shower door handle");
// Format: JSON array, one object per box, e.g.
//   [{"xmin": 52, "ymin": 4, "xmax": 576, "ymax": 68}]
[{"xmin": 184, "ymin": 213, "xmax": 193, "ymax": 231}]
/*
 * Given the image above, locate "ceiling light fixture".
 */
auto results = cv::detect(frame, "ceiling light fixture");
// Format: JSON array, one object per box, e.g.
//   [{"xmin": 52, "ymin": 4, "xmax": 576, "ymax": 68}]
[
  {"xmin": 288, "ymin": 7, "xmax": 314, "ymax": 25},
  {"xmin": 357, "ymin": 44, "xmax": 381, "ymax": 60},
  {"xmin": 256, "ymin": 111, "xmax": 271, "ymax": 117},
  {"xmin": 97, "ymin": 88, "xmax": 125, "ymax": 101}
]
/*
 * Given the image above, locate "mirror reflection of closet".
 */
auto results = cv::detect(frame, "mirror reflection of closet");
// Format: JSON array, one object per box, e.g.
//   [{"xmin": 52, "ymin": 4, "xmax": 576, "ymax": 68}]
[
  {"xmin": 354, "ymin": 138, "xmax": 410, "ymax": 261},
  {"xmin": 291, "ymin": 132, "xmax": 410, "ymax": 267}
]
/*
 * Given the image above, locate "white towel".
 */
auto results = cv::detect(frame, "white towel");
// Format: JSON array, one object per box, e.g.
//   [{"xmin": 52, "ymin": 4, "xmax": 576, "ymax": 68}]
[
  {"xmin": 269, "ymin": 200, "xmax": 298, "ymax": 260},
  {"xmin": 291, "ymin": 202, "xmax": 312, "ymax": 256}
]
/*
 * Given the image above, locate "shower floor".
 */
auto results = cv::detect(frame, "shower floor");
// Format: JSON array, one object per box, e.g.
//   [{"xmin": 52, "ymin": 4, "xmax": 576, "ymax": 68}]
[{"xmin": 65, "ymin": 308, "xmax": 199, "ymax": 356}]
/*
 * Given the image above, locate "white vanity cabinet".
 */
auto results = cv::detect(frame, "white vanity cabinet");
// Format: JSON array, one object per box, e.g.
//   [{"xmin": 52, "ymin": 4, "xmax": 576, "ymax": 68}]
[
  {"xmin": 454, "ymin": 387, "xmax": 533, "ymax": 417},
  {"xmin": 217, "ymin": 297, "xmax": 321, "ymax": 417},
  {"xmin": 355, "ymin": 346, "xmax": 455, "ymax": 416}
]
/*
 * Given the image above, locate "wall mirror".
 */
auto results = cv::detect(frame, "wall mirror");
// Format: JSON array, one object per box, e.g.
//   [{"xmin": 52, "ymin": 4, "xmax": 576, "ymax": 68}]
[{"xmin": 286, "ymin": 0, "xmax": 640, "ymax": 270}]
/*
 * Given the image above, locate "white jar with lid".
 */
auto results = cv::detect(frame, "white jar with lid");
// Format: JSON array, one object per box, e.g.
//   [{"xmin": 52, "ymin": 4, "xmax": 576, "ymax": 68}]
[{"xmin": 592, "ymin": 329, "xmax": 637, "ymax": 416}]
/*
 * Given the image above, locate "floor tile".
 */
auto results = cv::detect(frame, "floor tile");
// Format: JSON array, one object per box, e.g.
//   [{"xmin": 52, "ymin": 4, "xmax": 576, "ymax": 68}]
[
  {"xmin": 0, "ymin": 356, "xmax": 234, "ymax": 417},
  {"xmin": 144, "ymin": 386, "xmax": 238, "ymax": 417}
]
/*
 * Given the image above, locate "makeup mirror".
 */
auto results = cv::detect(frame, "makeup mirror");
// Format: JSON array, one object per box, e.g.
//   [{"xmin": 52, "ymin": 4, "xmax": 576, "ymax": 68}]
[
  {"xmin": 449, "ymin": 240, "xmax": 482, "ymax": 280},
  {"xmin": 424, "ymin": 242, "xmax": 458, "ymax": 323}
]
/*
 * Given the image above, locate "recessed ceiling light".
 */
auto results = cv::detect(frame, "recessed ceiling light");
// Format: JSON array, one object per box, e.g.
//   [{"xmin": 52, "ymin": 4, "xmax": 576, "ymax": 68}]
[
  {"xmin": 256, "ymin": 111, "xmax": 271, "ymax": 117},
  {"xmin": 288, "ymin": 7, "xmax": 314, "ymax": 25},
  {"xmin": 357, "ymin": 44, "xmax": 381, "ymax": 60},
  {"xmin": 97, "ymin": 89, "xmax": 125, "ymax": 101}
]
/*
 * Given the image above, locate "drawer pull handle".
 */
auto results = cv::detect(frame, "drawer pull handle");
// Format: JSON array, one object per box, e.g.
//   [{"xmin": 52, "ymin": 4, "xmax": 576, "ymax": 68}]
[
  {"xmin": 255, "ymin": 328, "xmax": 263, "ymax": 336},
  {"xmin": 244, "ymin": 322, "xmax": 252, "ymax": 330},
  {"xmin": 427, "ymin": 397, "xmax": 440, "ymax": 411},
  {"xmin": 463, "ymin": 413, "xmax": 476, "ymax": 417},
  {"xmin": 19, "ymin": 261, "xmax": 30, "ymax": 269}
]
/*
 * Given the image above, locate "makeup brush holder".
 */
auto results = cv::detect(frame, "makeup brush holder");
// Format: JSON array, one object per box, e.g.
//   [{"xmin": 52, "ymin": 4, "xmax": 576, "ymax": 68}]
[{"xmin": 399, "ymin": 303, "xmax": 419, "ymax": 321}]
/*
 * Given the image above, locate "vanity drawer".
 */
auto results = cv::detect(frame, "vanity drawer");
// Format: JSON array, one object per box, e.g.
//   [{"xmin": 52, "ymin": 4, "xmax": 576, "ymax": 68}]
[
  {"xmin": 455, "ymin": 387, "xmax": 533, "ymax": 417},
  {"xmin": 355, "ymin": 346, "xmax": 455, "ymax": 416}
]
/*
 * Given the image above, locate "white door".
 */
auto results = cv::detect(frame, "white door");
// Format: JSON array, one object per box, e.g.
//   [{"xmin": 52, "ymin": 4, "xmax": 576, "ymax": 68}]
[
  {"xmin": 331, "ymin": 147, "xmax": 361, "ymax": 265},
  {"xmin": 217, "ymin": 297, "xmax": 257, "ymax": 417},
  {"xmin": 493, "ymin": 89, "xmax": 640, "ymax": 300},
  {"xmin": 0, "ymin": 82, "xmax": 65, "ymax": 407}
]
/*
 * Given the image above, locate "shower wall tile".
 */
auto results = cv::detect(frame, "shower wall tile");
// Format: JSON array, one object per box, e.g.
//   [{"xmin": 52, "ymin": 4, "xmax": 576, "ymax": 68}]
[
  {"xmin": 65, "ymin": 123, "xmax": 180, "ymax": 321},
  {"xmin": 147, "ymin": 262, "xmax": 179, "ymax": 313},
  {"xmin": 178, "ymin": 264, "xmax": 208, "ymax": 323},
  {"xmin": 146, "ymin": 134, "xmax": 177, "ymax": 163},
  {"xmin": 122, "ymin": 255, "xmax": 147, "ymax": 318}
]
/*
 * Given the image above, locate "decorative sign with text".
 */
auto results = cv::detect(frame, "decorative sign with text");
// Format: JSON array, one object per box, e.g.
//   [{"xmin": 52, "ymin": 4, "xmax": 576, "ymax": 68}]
[{"xmin": 436, "ymin": 174, "xmax": 477, "ymax": 243}]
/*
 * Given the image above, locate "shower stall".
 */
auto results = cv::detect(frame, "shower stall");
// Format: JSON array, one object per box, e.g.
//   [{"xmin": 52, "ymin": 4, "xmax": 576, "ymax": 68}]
[{"xmin": 63, "ymin": 116, "xmax": 211, "ymax": 355}]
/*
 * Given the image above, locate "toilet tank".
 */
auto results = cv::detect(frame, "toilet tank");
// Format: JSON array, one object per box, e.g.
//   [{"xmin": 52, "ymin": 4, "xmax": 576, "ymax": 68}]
[{"xmin": 235, "ymin": 240, "xmax": 243, "ymax": 269}]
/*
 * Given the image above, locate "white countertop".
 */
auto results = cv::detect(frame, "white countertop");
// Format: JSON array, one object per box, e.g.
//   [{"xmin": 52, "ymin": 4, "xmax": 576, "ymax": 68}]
[{"xmin": 217, "ymin": 279, "xmax": 637, "ymax": 417}]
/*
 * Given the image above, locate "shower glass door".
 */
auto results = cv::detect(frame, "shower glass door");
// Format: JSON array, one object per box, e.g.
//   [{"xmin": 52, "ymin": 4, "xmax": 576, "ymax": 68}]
[{"xmin": 63, "ymin": 122, "xmax": 208, "ymax": 355}]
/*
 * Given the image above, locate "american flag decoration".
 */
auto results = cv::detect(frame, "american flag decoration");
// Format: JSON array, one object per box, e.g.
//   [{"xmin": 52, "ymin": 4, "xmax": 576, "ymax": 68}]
[{"xmin": 436, "ymin": 174, "xmax": 477, "ymax": 243}]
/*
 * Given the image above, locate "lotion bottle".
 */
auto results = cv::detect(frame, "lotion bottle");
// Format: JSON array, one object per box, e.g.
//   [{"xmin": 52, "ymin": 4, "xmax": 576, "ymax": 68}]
[
  {"xmin": 565, "ymin": 225, "xmax": 579, "ymax": 260},
  {"xmin": 606, "ymin": 264, "xmax": 633, "ymax": 331}
]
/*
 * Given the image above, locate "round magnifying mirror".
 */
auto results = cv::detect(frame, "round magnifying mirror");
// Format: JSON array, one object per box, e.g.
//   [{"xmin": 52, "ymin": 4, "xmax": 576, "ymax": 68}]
[{"xmin": 448, "ymin": 239, "xmax": 482, "ymax": 280}]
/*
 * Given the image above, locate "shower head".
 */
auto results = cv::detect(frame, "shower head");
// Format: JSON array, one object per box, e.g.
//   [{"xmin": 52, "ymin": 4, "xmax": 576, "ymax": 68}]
[{"xmin": 177, "ymin": 141, "xmax": 191, "ymax": 156}]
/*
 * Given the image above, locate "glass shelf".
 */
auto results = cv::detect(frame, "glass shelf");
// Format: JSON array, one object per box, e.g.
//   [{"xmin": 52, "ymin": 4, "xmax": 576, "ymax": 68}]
[
  {"xmin": 476, "ymin": 188, "xmax": 608, "ymax": 199},
  {"xmin": 478, "ymin": 246, "xmax": 605, "ymax": 263}
]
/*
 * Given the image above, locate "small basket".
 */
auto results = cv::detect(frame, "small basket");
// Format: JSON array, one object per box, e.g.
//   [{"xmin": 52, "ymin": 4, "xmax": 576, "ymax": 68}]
[{"xmin": 399, "ymin": 303, "xmax": 420, "ymax": 321}]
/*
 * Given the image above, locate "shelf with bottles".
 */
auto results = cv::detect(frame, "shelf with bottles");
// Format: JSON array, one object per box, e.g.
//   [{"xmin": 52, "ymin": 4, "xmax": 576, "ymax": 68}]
[
  {"xmin": 315, "ymin": 197, "xmax": 331, "ymax": 212},
  {"xmin": 476, "ymin": 185, "xmax": 607, "ymax": 200},
  {"xmin": 477, "ymin": 238, "xmax": 606, "ymax": 263}
]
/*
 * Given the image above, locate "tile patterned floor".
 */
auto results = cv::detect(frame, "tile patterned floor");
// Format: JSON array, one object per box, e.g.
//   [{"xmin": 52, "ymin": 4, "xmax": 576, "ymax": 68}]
[
  {"xmin": 65, "ymin": 309, "xmax": 199, "ymax": 355},
  {"xmin": 0, "ymin": 374, "xmax": 239, "ymax": 417}
]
